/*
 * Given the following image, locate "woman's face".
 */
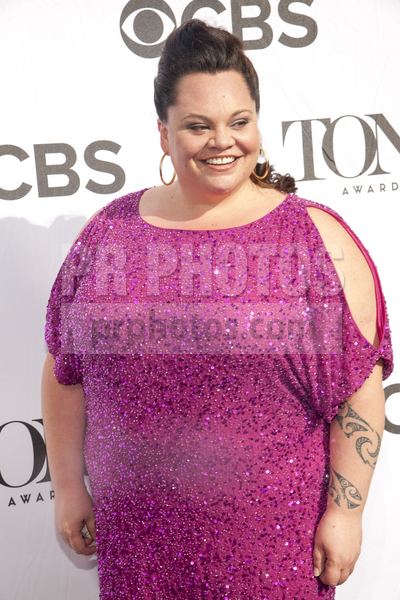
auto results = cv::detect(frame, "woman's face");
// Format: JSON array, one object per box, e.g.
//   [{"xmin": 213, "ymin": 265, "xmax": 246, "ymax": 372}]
[{"xmin": 158, "ymin": 70, "xmax": 261, "ymax": 198}]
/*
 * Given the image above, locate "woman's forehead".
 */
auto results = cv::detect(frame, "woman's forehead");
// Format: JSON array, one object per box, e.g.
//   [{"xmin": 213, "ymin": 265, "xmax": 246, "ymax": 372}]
[
  {"xmin": 172, "ymin": 71, "xmax": 256, "ymax": 111},
  {"xmin": 175, "ymin": 70, "xmax": 249, "ymax": 91}
]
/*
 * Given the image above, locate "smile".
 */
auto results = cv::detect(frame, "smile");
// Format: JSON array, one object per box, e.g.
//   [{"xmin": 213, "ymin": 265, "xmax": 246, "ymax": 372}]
[
  {"xmin": 202, "ymin": 156, "xmax": 240, "ymax": 171},
  {"xmin": 205, "ymin": 156, "xmax": 237, "ymax": 165}
]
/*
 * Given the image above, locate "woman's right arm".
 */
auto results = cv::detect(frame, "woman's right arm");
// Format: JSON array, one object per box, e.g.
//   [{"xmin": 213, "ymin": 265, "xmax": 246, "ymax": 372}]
[{"xmin": 41, "ymin": 352, "xmax": 97, "ymax": 555}]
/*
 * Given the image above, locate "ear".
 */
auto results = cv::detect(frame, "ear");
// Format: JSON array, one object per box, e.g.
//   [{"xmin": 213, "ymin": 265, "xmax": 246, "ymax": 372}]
[{"xmin": 157, "ymin": 119, "xmax": 169, "ymax": 154}]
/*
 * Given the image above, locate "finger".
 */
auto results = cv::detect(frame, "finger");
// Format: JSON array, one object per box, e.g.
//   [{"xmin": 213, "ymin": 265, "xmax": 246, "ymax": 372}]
[
  {"xmin": 85, "ymin": 515, "xmax": 97, "ymax": 542},
  {"xmin": 319, "ymin": 558, "xmax": 341, "ymax": 586},
  {"xmin": 83, "ymin": 535, "xmax": 95, "ymax": 548},
  {"xmin": 313, "ymin": 546, "xmax": 325, "ymax": 577},
  {"xmin": 83, "ymin": 537, "xmax": 96, "ymax": 547},
  {"xmin": 58, "ymin": 525, "xmax": 95, "ymax": 555},
  {"xmin": 69, "ymin": 529, "xmax": 97, "ymax": 555},
  {"xmin": 81, "ymin": 522, "xmax": 95, "ymax": 547},
  {"xmin": 336, "ymin": 568, "xmax": 352, "ymax": 586},
  {"xmin": 83, "ymin": 536, "xmax": 96, "ymax": 548}
]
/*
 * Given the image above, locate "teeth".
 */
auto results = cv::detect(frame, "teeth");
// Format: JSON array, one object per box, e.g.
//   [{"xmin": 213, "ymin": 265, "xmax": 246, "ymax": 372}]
[{"xmin": 205, "ymin": 156, "xmax": 236, "ymax": 165}]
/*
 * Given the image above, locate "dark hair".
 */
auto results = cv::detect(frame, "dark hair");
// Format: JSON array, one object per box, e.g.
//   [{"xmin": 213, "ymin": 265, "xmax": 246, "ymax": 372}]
[{"xmin": 154, "ymin": 19, "xmax": 297, "ymax": 194}]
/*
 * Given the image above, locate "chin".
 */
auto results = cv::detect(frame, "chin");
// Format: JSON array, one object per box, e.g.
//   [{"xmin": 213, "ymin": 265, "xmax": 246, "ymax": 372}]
[{"xmin": 202, "ymin": 177, "xmax": 243, "ymax": 195}]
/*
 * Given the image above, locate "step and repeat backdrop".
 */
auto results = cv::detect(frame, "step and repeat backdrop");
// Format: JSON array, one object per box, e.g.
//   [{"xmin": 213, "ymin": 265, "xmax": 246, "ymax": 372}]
[{"xmin": 1, "ymin": 2, "xmax": 399, "ymax": 599}]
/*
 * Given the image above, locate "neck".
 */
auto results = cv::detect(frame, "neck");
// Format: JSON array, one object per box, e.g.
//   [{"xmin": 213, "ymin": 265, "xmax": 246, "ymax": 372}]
[{"xmin": 171, "ymin": 178, "xmax": 261, "ymax": 215}]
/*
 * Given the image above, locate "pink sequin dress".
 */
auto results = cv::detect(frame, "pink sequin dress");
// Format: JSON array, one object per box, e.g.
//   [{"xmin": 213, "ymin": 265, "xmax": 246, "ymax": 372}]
[{"xmin": 45, "ymin": 189, "xmax": 394, "ymax": 599}]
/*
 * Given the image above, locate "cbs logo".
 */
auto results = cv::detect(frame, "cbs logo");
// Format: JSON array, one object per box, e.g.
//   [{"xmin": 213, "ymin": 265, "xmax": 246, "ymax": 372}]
[{"xmin": 120, "ymin": 0, "xmax": 318, "ymax": 58}]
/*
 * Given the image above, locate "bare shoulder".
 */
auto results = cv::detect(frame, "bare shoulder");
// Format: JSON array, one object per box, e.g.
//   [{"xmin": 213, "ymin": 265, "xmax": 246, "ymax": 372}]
[
  {"xmin": 304, "ymin": 205, "xmax": 373, "ymax": 282},
  {"xmin": 305, "ymin": 205, "xmax": 378, "ymax": 347},
  {"xmin": 140, "ymin": 184, "xmax": 173, "ymax": 208}
]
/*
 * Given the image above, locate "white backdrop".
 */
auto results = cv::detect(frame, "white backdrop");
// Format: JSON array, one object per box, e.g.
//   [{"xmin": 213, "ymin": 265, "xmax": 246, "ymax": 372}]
[{"xmin": 1, "ymin": 2, "xmax": 399, "ymax": 599}]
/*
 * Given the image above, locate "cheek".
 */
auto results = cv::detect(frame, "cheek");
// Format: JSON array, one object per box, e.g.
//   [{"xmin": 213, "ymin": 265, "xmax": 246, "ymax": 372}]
[
  {"xmin": 173, "ymin": 134, "xmax": 200, "ymax": 157},
  {"xmin": 243, "ymin": 131, "xmax": 261, "ymax": 153},
  {"xmin": 233, "ymin": 128, "xmax": 259, "ymax": 154}
]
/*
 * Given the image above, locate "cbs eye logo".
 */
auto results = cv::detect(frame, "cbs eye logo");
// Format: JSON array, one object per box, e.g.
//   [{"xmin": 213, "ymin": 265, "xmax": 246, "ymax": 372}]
[
  {"xmin": 120, "ymin": 0, "xmax": 318, "ymax": 59},
  {"xmin": 120, "ymin": 0, "xmax": 176, "ymax": 59}
]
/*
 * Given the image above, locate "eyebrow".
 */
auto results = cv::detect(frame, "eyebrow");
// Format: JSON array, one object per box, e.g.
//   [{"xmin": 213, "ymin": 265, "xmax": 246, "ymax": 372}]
[{"xmin": 181, "ymin": 109, "xmax": 253, "ymax": 122}]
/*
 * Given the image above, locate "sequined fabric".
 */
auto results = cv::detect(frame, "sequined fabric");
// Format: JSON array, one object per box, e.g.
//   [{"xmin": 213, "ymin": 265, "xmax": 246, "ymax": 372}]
[{"xmin": 45, "ymin": 189, "xmax": 394, "ymax": 599}]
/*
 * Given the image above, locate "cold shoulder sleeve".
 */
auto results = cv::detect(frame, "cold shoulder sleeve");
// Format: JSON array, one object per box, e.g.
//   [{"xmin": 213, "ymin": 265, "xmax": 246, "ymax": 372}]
[
  {"xmin": 44, "ymin": 208, "xmax": 106, "ymax": 385},
  {"xmin": 302, "ymin": 200, "xmax": 395, "ymax": 423}
]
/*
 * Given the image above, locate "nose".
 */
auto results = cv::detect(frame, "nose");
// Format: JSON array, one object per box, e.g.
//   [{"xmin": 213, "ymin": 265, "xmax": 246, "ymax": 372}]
[{"xmin": 208, "ymin": 125, "xmax": 234, "ymax": 149}]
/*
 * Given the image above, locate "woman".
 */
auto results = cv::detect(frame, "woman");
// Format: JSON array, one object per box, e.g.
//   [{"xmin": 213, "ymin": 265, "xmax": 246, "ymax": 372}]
[{"xmin": 42, "ymin": 19, "xmax": 394, "ymax": 599}]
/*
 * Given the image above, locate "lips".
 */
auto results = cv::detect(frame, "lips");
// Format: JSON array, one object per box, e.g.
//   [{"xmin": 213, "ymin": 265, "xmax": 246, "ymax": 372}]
[
  {"xmin": 203, "ymin": 154, "xmax": 240, "ymax": 164},
  {"xmin": 201, "ymin": 156, "xmax": 240, "ymax": 171},
  {"xmin": 201, "ymin": 156, "xmax": 240, "ymax": 173}
]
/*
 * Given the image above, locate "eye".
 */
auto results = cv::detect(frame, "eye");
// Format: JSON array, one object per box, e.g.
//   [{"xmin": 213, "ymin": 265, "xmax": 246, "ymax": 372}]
[
  {"xmin": 187, "ymin": 124, "xmax": 209, "ymax": 132},
  {"xmin": 187, "ymin": 120, "xmax": 249, "ymax": 132},
  {"xmin": 232, "ymin": 119, "xmax": 249, "ymax": 128}
]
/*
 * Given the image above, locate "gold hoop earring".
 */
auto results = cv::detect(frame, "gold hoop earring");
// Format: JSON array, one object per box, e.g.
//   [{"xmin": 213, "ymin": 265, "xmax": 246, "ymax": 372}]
[
  {"xmin": 159, "ymin": 153, "xmax": 176, "ymax": 186},
  {"xmin": 252, "ymin": 148, "xmax": 270, "ymax": 181}
]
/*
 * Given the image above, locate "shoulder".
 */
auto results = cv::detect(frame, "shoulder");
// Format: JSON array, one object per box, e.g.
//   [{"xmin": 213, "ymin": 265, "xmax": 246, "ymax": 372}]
[
  {"xmin": 71, "ymin": 189, "xmax": 146, "ymax": 245},
  {"xmin": 305, "ymin": 202, "xmax": 362, "ymax": 276},
  {"xmin": 303, "ymin": 199, "xmax": 378, "ymax": 347},
  {"xmin": 303, "ymin": 199, "xmax": 373, "ymax": 282}
]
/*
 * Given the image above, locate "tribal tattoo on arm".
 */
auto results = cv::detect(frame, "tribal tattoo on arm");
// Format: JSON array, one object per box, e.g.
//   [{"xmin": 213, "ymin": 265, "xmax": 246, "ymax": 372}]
[
  {"xmin": 328, "ymin": 468, "xmax": 363, "ymax": 510},
  {"xmin": 334, "ymin": 401, "xmax": 381, "ymax": 469}
]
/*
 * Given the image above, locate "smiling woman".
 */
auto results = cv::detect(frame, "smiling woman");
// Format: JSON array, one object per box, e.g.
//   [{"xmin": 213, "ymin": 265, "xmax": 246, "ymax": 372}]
[
  {"xmin": 157, "ymin": 70, "xmax": 262, "ymax": 206},
  {"xmin": 42, "ymin": 17, "xmax": 394, "ymax": 600},
  {"xmin": 139, "ymin": 89, "xmax": 292, "ymax": 226},
  {"xmin": 145, "ymin": 18, "xmax": 297, "ymax": 229},
  {"xmin": 154, "ymin": 18, "xmax": 296, "ymax": 192}
]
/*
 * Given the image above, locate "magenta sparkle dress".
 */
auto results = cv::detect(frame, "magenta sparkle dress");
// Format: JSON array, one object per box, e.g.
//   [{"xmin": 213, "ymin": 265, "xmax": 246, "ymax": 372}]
[{"xmin": 45, "ymin": 189, "xmax": 394, "ymax": 599}]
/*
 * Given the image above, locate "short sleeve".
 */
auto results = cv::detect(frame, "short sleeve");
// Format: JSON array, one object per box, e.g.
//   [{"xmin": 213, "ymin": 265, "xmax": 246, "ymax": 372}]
[
  {"xmin": 311, "ymin": 292, "xmax": 394, "ymax": 424},
  {"xmin": 44, "ymin": 211, "xmax": 104, "ymax": 385},
  {"xmin": 303, "ymin": 201, "xmax": 395, "ymax": 423}
]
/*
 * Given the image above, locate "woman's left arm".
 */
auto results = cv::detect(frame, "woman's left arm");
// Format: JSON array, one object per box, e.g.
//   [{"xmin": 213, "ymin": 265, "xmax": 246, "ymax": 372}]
[
  {"xmin": 306, "ymin": 205, "xmax": 387, "ymax": 587},
  {"xmin": 313, "ymin": 360, "xmax": 385, "ymax": 586}
]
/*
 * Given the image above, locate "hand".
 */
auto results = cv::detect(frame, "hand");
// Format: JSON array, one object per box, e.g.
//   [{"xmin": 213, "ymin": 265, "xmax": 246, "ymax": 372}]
[
  {"xmin": 313, "ymin": 507, "xmax": 362, "ymax": 586},
  {"xmin": 55, "ymin": 484, "xmax": 97, "ymax": 556}
]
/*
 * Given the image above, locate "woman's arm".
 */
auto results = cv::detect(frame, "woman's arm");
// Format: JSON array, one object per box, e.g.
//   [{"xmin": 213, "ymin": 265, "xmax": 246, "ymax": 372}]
[
  {"xmin": 328, "ymin": 360, "xmax": 385, "ymax": 515},
  {"xmin": 41, "ymin": 352, "xmax": 86, "ymax": 491},
  {"xmin": 312, "ymin": 364, "xmax": 385, "ymax": 586},
  {"xmin": 41, "ymin": 352, "xmax": 96, "ymax": 555},
  {"xmin": 306, "ymin": 206, "xmax": 386, "ymax": 586},
  {"xmin": 313, "ymin": 360, "xmax": 385, "ymax": 583}
]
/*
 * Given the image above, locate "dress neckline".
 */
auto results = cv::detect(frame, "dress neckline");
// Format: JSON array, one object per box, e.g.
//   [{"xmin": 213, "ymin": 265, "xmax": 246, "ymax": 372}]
[{"xmin": 134, "ymin": 187, "xmax": 295, "ymax": 233}]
